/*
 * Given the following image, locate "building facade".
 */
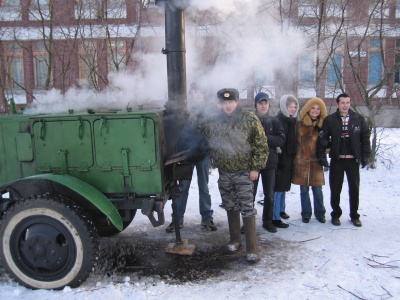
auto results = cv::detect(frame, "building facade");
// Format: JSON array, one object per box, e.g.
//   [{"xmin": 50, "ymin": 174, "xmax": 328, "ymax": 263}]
[{"xmin": 0, "ymin": 0, "xmax": 399, "ymax": 113}]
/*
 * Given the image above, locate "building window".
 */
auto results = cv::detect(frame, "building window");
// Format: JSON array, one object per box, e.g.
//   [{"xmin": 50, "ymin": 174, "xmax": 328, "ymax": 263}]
[
  {"xmin": 80, "ymin": 54, "xmax": 96, "ymax": 87},
  {"xmin": 299, "ymin": 0, "xmax": 347, "ymax": 18},
  {"xmin": 29, "ymin": 0, "xmax": 51, "ymax": 20},
  {"xmin": 326, "ymin": 0, "xmax": 346, "ymax": 18},
  {"xmin": 254, "ymin": 69, "xmax": 273, "ymax": 88},
  {"xmin": 35, "ymin": 57, "xmax": 48, "ymax": 88},
  {"xmin": 298, "ymin": 0, "xmax": 318, "ymax": 17},
  {"xmin": 1, "ymin": 0, "xmax": 20, "ymax": 6},
  {"xmin": 75, "ymin": 0, "xmax": 101, "ymax": 20},
  {"xmin": 109, "ymin": 40, "xmax": 126, "ymax": 72},
  {"xmin": 369, "ymin": 52, "xmax": 383, "ymax": 83},
  {"xmin": 1, "ymin": 0, "xmax": 22, "ymax": 21},
  {"xmin": 79, "ymin": 41, "xmax": 97, "ymax": 88},
  {"xmin": 107, "ymin": 0, "xmax": 125, "ymax": 4},
  {"xmin": 369, "ymin": 0, "xmax": 389, "ymax": 19},
  {"xmin": 395, "ymin": 53, "xmax": 400, "ymax": 83},
  {"xmin": 33, "ymin": 41, "xmax": 50, "ymax": 88},
  {"xmin": 5, "ymin": 43, "xmax": 24, "ymax": 89},
  {"xmin": 395, "ymin": 39, "xmax": 400, "ymax": 84},
  {"xmin": 299, "ymin": 51, "xmax": 315, "ymax": 82},
  {"xmin": 370, "ymin": 38, "xmax": 381, "ymax": 48},
  {"xmin": 31, "ymin": 0, "xmax": 48, "ymax": 5},
  {"xmin": 104, "ymin": 0, "xmax": 126, "ymax": 19},
  {"xmin": 77, "ymin": 0, "xmax": 100, "ymax": 5},
  {"xmin": 146, "ymin": 0, "xmax": 156, "ymax": 8},
  {"xmin": 327, "ymin": 52, "xmax": 342, "ymax": 83},
  {"xmin": 397, "ymin": 0, "xmax": 400, "ymax": 18}
]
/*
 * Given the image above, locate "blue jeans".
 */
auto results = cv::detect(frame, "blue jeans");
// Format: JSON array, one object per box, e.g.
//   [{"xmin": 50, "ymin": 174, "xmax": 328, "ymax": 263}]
[
  {"xmin": 273, "ymin": 191, "xmax": 286, "ymax": 220},
  {"xmin": 300, "ymin": 185, "xmax": 326, "ymax": 219},
  {"xmin": 171, "ymin": 156, "xmax": 213, "ymax": 223}
]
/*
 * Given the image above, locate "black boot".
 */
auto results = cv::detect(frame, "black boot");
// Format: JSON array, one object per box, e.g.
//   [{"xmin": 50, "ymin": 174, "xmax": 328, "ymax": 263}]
[
  {"xmin": 272, "ymin": 220, "xmax": 289, "ymax": 228},
  {"xmin": 226, "ymin": 210, "xmax": 242, "ymax": 253},
  {"xmin": 262, "ymin": 221, "xmax": 277, "ymax": 233},
  {"xmin": 243, "ymin": 216, "xmax": 259, "ymax": 263}
]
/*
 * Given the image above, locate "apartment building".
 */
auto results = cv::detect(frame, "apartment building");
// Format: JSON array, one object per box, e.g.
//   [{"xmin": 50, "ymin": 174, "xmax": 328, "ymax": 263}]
[{"xmin": 0, "ymin": 0, "xmax": 399, "ymax": 111}]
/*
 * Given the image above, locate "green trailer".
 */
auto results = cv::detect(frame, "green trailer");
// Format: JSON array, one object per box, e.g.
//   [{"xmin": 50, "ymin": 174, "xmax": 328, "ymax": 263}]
[
  {"xmin": 0, "ymin": 105, "xmax": 189, "ymax": 289},
  {"xmin": 0, "ymin": 0, "xmax": 190, "ymax": 289}
]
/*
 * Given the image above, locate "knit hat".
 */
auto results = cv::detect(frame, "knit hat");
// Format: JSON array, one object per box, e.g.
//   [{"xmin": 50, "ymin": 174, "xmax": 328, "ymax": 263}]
[{"xmin": 254, "ymin": 92, "xmax": 269, "ymax": 107}]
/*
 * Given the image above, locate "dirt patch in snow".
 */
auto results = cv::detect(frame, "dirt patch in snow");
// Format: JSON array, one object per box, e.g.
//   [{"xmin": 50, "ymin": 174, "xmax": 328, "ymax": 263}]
[{"xmin": 94, "ymin": 224, "xmax": 302, "ymax": 284}]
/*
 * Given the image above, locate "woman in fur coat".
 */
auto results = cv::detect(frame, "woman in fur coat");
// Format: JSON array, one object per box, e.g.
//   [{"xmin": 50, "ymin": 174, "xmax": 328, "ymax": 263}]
[{"xmin": 292, "ymin": 97, "xmax": 327, "ymax": 223}]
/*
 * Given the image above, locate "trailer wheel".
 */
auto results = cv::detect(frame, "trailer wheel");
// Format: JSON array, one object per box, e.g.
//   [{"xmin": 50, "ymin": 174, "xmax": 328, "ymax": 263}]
[
  {"xmin": 0, "ymin": 194, "xmax": 98, "ymax": 290},
  {"xmin": 93, "ymin": 209, "xmax": 137, "ymax": 237}
]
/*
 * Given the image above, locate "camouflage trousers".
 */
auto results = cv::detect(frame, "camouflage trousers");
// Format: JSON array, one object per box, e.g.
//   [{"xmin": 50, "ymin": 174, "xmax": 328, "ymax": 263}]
[{"xmin": 218, "ymin": 169, "xmax": 257, "ymax": 217}]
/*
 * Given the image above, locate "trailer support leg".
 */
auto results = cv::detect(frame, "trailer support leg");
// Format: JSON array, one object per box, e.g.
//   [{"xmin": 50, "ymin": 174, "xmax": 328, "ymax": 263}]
[{"xmin": 165, "ymin": 180, "xmax": 195, "ymax": 255}]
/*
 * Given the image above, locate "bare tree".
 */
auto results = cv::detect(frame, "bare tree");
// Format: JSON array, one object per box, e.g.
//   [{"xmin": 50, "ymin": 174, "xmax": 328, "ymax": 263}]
[
  {"xmin": 327, "ymin": 0, "xmax": 399, "ymax": 168},
  {"xmin": 275, "ymin": 0, "xmax": 398, "ymax": 168}
]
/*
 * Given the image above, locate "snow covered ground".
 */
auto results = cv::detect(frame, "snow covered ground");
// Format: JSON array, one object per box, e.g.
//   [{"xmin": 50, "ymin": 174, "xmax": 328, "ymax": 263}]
[{"xmin": 1, "ymin": 128, "xmax": 400, "ymax": 300}]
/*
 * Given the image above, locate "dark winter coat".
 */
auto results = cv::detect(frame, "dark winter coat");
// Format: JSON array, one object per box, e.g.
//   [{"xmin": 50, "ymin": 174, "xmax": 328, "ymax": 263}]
[
  {"xmin": 174, "ymin": 105, "xmax": 210, "ymax": 164},
  {"xmin": 275, "ymin": 95, "xmax": 299, "ymax": 192},
  {"xmin": 255, "ymin": 112, "xmax": 286, "ymax": 170},
  {"xmin": 292, "ymin": 97, "xmax": 327, "ymax": 187},
  {"xmin": 174, "ymin": 125, "xmax": 210, "ymax": 164},
  {"xmin": 317, "ymin": 108, "xmax": 371, "ymax": 160}
]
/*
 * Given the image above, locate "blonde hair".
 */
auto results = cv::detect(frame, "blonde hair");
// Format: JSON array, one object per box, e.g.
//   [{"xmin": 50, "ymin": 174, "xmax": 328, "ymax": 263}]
[{"xmin": 286, "ymin": 96, "xmax": 298, "ymax": 108}]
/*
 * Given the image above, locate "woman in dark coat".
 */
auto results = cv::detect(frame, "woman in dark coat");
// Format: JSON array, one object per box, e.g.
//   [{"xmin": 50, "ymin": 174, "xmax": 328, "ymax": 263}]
[
  {"xmin": 292, "ymin": 97, "xmax": 327, "ymax": 223},
  {"xmin": 273, "ymin": 94, "xmax": 299, "ymax": 228}
]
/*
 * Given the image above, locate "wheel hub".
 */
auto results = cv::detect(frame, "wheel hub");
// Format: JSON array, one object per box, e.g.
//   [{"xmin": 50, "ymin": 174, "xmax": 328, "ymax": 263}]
[{"xmin": 15, "ymin": 220, "xmax": 75, "ymax": 276}]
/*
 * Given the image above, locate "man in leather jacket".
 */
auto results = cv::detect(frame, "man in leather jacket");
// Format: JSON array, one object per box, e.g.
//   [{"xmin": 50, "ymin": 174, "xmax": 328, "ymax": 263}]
[{"xmin": 317, "ymin": 93, "xmax": 371, "ymax": 227}]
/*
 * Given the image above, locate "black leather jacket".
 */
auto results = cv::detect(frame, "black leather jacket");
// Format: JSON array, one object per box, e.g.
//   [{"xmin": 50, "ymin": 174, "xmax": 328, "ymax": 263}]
[
  {"xmin": 317, "ymin": 109, "xmax": 371, "ymax": 160},
  {"xmin": 256, "ymin": 112, "xmax": 286, "ymax": 169}
]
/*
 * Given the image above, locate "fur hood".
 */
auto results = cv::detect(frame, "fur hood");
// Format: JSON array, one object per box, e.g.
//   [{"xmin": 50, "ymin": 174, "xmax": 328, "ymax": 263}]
[
  {"xmin": 279, "ymin": 94, "xmax": 299, "ymax": 118},
  {"xmin": 299, "ymin": 97, "xmax": 327, "ymax": 128}
]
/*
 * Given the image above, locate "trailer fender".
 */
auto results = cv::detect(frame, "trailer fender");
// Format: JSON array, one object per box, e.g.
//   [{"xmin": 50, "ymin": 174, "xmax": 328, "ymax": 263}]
[{"xmin": 20, "ymin": 174, "xmax": 123, "ymax": 231}]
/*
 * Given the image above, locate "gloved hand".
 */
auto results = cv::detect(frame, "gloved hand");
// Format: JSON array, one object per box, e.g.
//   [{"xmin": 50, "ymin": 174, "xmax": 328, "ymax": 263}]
[
  {"xmin": 361, "ymin": 157, "xmax": 369, "ymax": 169},
  {"xmin": 318, "ymin": 157, "xmax": 329, "ymax": 167}
]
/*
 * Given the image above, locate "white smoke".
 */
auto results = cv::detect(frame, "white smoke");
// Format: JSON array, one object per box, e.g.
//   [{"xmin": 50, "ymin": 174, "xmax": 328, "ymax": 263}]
[
  {"xmin": 185, "ymin": 1, "xmax": 305, "ymax": 101},
  {"xmin": 25, "ymin": 0, "xmax": 305, "ymax": 114},
  {"xmin": 25, "ymin": 53, "xmax": 167, "ymax": 114},
  {"xmin": 187, "ymin": 0, "xmax": 252, "ymax": 15}
]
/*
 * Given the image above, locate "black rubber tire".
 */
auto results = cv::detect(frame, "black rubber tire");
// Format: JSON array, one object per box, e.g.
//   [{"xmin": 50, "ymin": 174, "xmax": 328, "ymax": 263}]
[
  {"xmin": 0, "ymin": 194, "xmax": 99, "ymax": 289},
  {"xmin": 94, "ymin": 209, "xmax": 136, "ymax": 237}
]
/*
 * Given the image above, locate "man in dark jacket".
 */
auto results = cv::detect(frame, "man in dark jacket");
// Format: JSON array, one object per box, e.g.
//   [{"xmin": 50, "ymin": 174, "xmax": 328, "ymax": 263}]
[
  {"xmin": 165, "ymin": 83, "xmax": 216, "ymax": 233},
  {"xmin": 317, "ymin": 93, "xmax": 371, "ymax": 227},
  {"xmin": 253, "ymin": 92, "xmax": 286, "ymax": 233}
]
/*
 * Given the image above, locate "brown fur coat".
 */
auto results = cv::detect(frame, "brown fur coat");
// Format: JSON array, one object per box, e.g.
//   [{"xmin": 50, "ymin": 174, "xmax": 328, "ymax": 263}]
[{"xmin": 292, "ymin": 97, "xmax": 327, "ymax": 186}]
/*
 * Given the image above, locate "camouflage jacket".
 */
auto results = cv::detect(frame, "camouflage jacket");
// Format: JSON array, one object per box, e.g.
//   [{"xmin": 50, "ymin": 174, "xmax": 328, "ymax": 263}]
[{"xmin": 193, "ymin": 106, "xmax": 269, "ymax": 173}]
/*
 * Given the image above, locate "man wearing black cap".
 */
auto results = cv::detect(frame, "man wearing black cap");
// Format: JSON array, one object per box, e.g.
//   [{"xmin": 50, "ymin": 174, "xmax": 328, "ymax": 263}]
[
  {"xmin": 192, "ymin": 88, "xmax": 268, "ymax": 263},
  {"xmin": 253, "ymin": 92, "xmax": 286, "ymax": 233}
]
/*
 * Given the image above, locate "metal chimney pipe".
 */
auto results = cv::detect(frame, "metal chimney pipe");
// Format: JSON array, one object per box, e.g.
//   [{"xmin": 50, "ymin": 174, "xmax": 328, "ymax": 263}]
[
  {"xmin": 155, "ymin": 0, "xmax": 189, "ymax": 160},
  {"xmin": 156, "ymin": 0, "xmax": 187, "ymax": 113}
]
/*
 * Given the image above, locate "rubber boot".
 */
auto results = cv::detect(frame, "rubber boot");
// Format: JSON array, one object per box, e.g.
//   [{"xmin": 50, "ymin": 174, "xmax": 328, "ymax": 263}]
[
  {"xmin": 243, "ymin": 216, "xmax": 259, "ymax": 263},
  {"xmin": 226, "ymin": 210, "xmax": 242, "ymax": 253}
]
